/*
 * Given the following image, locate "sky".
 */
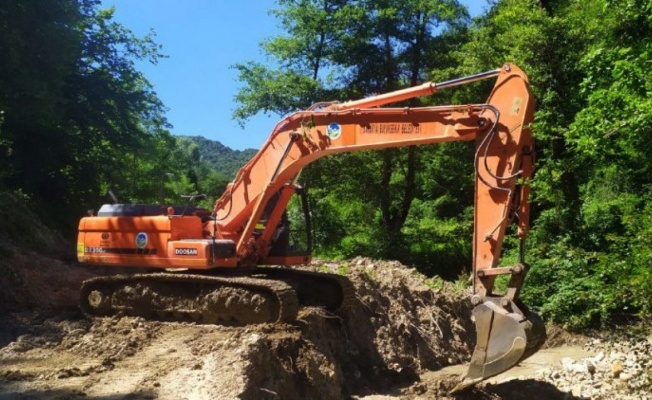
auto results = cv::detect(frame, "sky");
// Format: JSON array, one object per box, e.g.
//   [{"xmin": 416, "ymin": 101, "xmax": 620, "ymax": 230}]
[{"xmin": 101, "ymin": 1, "xmax": 488, "ymax": 150}]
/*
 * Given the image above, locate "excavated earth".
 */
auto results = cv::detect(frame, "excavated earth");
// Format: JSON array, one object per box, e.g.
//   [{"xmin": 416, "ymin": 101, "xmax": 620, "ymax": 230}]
[{"xmin": 1, "ymin": 251, "xmax": 651, "ymax": 399}]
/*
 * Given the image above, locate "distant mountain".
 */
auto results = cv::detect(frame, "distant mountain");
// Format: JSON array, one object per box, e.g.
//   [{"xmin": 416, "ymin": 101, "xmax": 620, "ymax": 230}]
[{"xmin": 178, "ymin": 135, "xmax": 257, "ymax": 179}]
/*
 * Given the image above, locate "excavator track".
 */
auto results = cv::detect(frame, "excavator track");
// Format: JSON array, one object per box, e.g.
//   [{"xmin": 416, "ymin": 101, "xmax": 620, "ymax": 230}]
[
  {"xmin": 247, "ymin": 267, "xmax": 357, "ymax": 312},
  {"xmin": 79, "ymin": 273, "xmax": 299, "ymax": 325}
]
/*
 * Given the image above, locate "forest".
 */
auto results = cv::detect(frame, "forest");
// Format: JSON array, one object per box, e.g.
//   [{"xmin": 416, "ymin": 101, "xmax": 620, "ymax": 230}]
[{"xmin": 1, "ymin": 0, "xmax": 651, "ymax": 331}]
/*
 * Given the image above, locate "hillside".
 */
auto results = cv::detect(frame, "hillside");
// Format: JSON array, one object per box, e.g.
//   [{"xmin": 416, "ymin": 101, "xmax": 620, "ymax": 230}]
[{"xmin": 177, "ymin": 135, "xmax": 257, "ymax": 179}]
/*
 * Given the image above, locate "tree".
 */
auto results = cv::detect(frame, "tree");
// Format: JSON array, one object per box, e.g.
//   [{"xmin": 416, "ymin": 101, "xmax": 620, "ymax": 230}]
[
  {"xmin": 0, "ymin": 0, "xmax": 177, "ymax": 230},
  {"xmin": 559, "ymin": 0, "xmax": 652, "ymax": 325},
  {"xmin": 0, "ymin": 0, "xmax": 82, "ymax": 204}
]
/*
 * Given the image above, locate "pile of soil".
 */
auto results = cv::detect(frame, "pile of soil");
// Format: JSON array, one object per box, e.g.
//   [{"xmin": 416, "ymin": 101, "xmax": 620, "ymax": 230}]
[{"xmin": 0, "ymin": 191, "xmax": 95, "ymax": 313}]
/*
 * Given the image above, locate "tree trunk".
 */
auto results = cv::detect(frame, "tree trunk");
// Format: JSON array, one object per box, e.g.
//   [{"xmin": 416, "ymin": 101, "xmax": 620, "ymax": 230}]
[{"xmin": 378, "ymin": 146, "xmax": 418, "ymax": 258}]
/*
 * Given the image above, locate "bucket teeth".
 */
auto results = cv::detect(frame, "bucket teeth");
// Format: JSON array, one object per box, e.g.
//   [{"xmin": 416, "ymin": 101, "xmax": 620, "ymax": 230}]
[{"xmin": 451, "ymin": 300, "xmax": 546, "ymax": 393}]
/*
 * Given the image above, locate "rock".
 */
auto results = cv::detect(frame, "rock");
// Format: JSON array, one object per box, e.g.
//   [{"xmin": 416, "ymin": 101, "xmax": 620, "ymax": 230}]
[
  {"xmin": 561, "ymin": 357, "xmax": 588, "ymax": 374},
  {"xmin": 619, "ymin": 373, "xmax": 633, "ymax": 382},
  {"xmin": 244, "ymin": 333, "xmax": 261, "ymax": 345},
  {"xmin": 585, "ymin": 360, "xmax": 596, "ymax": 375},
  {"xmin": 570, "ymin": 384, "xmax": 583, "ymax": 397},
  {"xmin": 612, "ymin": 361, "xmax": 624, "ymax": 378}
]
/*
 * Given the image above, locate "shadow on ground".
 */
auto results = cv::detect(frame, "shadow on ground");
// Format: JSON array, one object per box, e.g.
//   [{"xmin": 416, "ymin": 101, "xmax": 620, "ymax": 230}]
[{"xmin": 454, "ymin": 379, "xmax": 588, "ymax": 400}]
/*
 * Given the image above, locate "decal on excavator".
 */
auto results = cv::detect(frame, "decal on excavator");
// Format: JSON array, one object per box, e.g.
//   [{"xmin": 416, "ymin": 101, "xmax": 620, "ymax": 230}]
[
  {"xmin": 135, "ymin": 232, "xmax": 148, "ymax": 249},
  {"xmin": 326, "ymin": 123, "xmax": 342, "ymax": 140},
  {"xmin": 174, "ymin": 248, "xmax": 199, "ymax": 256},
  {"xmin": 511, "ymin": 96, "xmax": 523, "ymax": 115},
  {"xmin": 360, "ymin": 123, "xmax": 421, "ymax": 134}
]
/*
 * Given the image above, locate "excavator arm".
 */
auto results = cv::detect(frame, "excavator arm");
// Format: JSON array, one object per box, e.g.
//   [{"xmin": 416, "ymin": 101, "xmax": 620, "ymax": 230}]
[{"xmin": 213, "ymin": 64, "xmax": 532, "ymax": 277}]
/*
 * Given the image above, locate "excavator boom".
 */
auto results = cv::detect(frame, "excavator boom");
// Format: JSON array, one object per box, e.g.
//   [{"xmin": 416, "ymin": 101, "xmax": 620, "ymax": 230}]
[{"xmin": 77, "ymin": 63, "xmax": 546, "ymax": 391}]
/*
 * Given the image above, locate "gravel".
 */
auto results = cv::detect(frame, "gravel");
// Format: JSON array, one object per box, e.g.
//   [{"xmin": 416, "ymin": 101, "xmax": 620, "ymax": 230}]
[{"xmin": 533, "ymin": 335, "xmax": 652, "ymax": 399}]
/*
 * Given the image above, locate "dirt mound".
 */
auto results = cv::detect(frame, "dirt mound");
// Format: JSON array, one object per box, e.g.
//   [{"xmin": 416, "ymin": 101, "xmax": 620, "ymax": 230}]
[
  {"xmin": 0, "ymin": 191, "xmax": 99, "ymax": 314},
  {"xmin": 0, "ymin": 251, "xmax": 98, "ymax": 313},
  {"xmin": 221, "ymin": 257, "xmax": 475, "ymax": 399},
  {"xmin": 339, "ymin": 257, "xmax": 474, "ymax": 371}
]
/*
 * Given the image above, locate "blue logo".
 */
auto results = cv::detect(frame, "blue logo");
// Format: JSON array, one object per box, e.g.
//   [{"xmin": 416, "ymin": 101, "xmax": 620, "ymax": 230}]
[
  {"xmin": 135, "ymin": 232, "xmax": 148, "ymax": 249},
  {"xmin": 327, "ymin": 123, "xmax": 342, "ymax": 140}
]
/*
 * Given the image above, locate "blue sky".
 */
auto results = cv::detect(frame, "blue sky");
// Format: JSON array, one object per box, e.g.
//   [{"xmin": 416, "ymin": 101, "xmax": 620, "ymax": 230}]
[{"xmin": 101, "ymin": 1, "xmax": 488, "ymax": 150}]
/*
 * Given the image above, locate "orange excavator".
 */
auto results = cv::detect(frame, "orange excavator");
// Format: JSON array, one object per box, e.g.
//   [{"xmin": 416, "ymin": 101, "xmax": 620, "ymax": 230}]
[{"xmin": 77, "ymin": 63, "xmax": 546, "ymax": 391}]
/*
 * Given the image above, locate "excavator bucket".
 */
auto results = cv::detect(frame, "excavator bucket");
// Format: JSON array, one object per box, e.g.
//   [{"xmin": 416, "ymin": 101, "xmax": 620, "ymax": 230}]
[{"xmin": 452, "ymin": 300, "xmax": 546, "ymax": 393}]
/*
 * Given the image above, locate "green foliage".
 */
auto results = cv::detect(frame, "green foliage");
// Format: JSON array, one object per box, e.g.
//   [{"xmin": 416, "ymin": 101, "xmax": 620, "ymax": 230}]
[
  {"xmin": 336, "ymin": 263, "xmax": 351, "ymax": 276},
  {"xmin": 306, "ymin": 184, "xmax": 381, "ymax": 259},
  {"xmin": 233, "ymin": 62, "xmax": 326, "ymax": 122},
  {"xmin": 0, "ymin": 0, "xmax": 176, "ymax": 230},
  {"xmin": 401, "ymin": 199, "xmax": 473, "ymax": 279},
  {"xmin": 524, "ymin": 193, "xmax": 652, "ymax": 331},
  {"xmin": 523, "ymin": 238, "xmax": 616, "ymax": 330}
]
